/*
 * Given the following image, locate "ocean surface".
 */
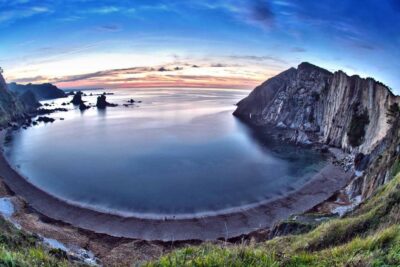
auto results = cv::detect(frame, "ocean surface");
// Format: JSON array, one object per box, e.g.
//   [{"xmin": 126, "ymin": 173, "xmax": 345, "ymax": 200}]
[{"xmin": 4, "ymin": 88, "xmax": 326, "ymax": 219}]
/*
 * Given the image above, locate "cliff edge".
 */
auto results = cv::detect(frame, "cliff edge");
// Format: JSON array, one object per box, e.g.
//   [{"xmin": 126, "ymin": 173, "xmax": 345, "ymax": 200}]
[{"xmin": 234, "ymin": 62, "xmax": 400, "ymax": 154}]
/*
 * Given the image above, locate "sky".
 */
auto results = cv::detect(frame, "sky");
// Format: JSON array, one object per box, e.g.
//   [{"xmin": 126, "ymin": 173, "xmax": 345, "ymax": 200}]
[{"xmin": 0, "ymin": 0, "xmax": 399, "ymax": 93}]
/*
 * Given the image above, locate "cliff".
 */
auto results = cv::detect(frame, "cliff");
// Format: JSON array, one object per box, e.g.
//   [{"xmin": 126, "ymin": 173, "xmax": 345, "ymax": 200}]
[
  {"xmin": 234, "ymin": 62, "xmax": 400, "ymax": 155},
  {"xmin": 8, "ymin": 82, "xmax": 66, "ymax": 100},
  {"xmin": 0, "ymin": 73, "xmax": 32, "ymax": 126}
]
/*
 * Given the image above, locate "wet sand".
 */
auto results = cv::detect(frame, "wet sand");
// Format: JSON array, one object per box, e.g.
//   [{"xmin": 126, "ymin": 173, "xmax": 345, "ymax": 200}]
[{"xmin": 0, "ymin": 131, "xmax": 353, "ymax": 241}]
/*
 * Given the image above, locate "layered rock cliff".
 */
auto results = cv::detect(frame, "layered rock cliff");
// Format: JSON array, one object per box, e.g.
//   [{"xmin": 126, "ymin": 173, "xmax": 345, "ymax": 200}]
[
  {"xmin": 234, "ymin": 62, "xmax": 400, "ymax": 155},
  {"xmin": 234, "ymin": 62, "xmax": 400, "ymax": 201}
]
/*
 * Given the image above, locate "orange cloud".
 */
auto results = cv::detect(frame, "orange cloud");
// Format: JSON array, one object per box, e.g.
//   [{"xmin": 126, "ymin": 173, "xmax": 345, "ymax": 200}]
[{"xmin": 9, "ymin": 62, "xmax": 273, "ymax": 89}]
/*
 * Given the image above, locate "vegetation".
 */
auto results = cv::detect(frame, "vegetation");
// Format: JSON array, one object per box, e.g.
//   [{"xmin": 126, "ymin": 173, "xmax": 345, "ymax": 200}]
[
  {"xmin": 0, "ymin": 217, "xmax": 77, "ymax": 267},
  {"xmin": 347, "ymin": 107, "xmax": 370, "ymax": 147},
  {"xmin": 147, "ymin": 171, "xmax": 400, "ymax": 267}
]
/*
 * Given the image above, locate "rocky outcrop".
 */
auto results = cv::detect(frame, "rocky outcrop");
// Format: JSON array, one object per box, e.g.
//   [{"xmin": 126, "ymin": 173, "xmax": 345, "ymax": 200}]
[
  {"xmin": 0, "ymin": 72, "xmax": 32, "ymax": 126},
  {"xmin": 71, "ymin": 91, "xmax": 83, "ymax": 105},
  {"xmin": 235, "ymin": 62, "xmax": 400, "ymax": 202},
  {"xmin": 18, "ymin": 90, "xmax": 41, "ymax": 111},
  {"xmin": 96, "ymin": 94, "xmax": 117, "ymax": 109},
  {"xmin": 234, "ymin": 62, "xmax": 400, "ymax": 154},
  {"xmin": 8, "ymin": 82, "xmax": 66, "ymax": 100}
]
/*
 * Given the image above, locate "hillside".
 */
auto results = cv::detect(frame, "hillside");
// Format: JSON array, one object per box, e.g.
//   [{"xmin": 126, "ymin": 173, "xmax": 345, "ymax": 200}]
[
  {"xmin": 0, "ymin": 216, "xmax": 75, "ymax": 266},
  {"xmin": 8, "ymin": 82, "xmax": 66, "ymax": 101},
  {"xmin": 0, "ymin": 73, "xmax": 38, "ymax": 127},
  {"xmin": 148, "ymin": 170, "xmax": 400, "ymax": 266}
]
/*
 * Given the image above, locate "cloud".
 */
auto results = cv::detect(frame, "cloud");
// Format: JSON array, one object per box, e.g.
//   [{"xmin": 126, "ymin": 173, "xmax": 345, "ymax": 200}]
[
  {"xmin": 0, "ymin": 5, "xmax": 51, "ymax": 24},
  {"xmin": 87, "ymin": 6, "xmax": 120, "ymax": 14},
  {"xmin": 291, "ymin": 47, "xmax": 306, "ymax": 53},
  {"xmin": 189, "ymin": 0, "xmax": 276, "ymax": 29},
  {"xmin": 52, "ymin": 67, "xmax": 151, "ymax": 83},
  {"xmin": 352, "ymin": 43, "xmax": 376, "ymax": 51},
  {"xmin": 211, "ymin": 63, "xmax": 227, "ymax": 67},
  {"xmin": 11, "ymin": 61, "xmax": 266, "ymax": 90},
  {"xmin": 228, "ymin": 55, "xmax": 287, "ymax": 64},
  {"xmin": 95, "ymin": 24, "xmax": 121, "ymax": 32},
  {"xmin": 248, "ymin": 0, "xmax": 275, "ymax": 27},
  {"xmin": 11, "ymin": 75, "xmax": 48, "ymax": 83}
]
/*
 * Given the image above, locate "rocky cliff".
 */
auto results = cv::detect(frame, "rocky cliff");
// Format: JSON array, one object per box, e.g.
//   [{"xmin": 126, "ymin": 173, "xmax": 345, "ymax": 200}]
[
  {"xmin": 0, "ymin": 73, "xmax": 27, "ymax": 126},
  {"xmin": 234, "ymin": 62, "xmax": 400, "ymax": 155},
  {"xmin": 0, "ymin": 72, "xmax": 38, "ymax": 126},
  {"xmin": 234, "ymin": 62, "xmax": 400, "ymax": 201}
]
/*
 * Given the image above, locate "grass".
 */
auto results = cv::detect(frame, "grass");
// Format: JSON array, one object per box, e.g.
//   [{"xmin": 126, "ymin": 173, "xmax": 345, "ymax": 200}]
[
  {"xmin": 0, "ymin": 217, "xmax": 78, "ymax": 267},
  {"xmin": 147, "ymin": 172, "xmax": 400, "ymax": 267}
]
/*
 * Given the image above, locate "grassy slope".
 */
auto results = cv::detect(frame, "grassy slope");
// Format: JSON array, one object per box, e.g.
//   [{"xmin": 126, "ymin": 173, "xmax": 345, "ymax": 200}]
[
  {"xmin": 0, "ymin": 217, "xmax": 76, "ymax": 267},
  {"xmin": 148, "ymin": 171, "xmax": 400, "ymax": 267}
]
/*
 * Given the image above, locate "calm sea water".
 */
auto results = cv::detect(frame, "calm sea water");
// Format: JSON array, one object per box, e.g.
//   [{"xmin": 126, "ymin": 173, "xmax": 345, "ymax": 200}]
[{"xmin": 4, "ymin": 88, "xmax": 326, "ymax": 219}]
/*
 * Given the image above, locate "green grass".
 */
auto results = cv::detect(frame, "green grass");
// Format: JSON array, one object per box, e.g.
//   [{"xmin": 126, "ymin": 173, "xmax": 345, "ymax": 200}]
[
  {"xmin": 147, "ymin": 173, "xmax": 400, "ymax": 267},
  {"xmin": 0, "ymin": 217, "xmax": 76, "ymax": 267}
]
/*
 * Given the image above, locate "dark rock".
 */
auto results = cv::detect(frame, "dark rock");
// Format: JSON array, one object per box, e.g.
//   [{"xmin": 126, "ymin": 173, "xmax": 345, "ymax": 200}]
[
  {"xmin": 96, "ymin": 94, "xmax": 117, "ymax": 109},
  {"xmin": 36, "ymin": 108, "xmax": 68, "ymax": 115},
  {"xmin": 320, "ymin": 145, "xmax": 330, "ymax": 153},
  {"xmin": 36, "ymin": 116, "xmax": 55, "ymax": 123},
  {"xmin": 79, "ymin": 102, "xmax": 90, "ymax": 111},
  {"xmin": 354, "ymin": 153, "xmax": 370, "ymax": 171},
  {"xmin": 18, "ymin": 90, "xmax": 41, "ymax": 111},
  {"xmin": 49, "ymin": 248, "xmax": 68, "ymax": 260},
  {"xmin": 71, "ymin": 91, "xmax": 83, "ymax": 105},
  {"xmin": 127, "ymin": 99, "xmax": 135, "ymax": 104},
  {"xmin": 269, "ymin": 220, "xmax": 315, "ymax": 238}
]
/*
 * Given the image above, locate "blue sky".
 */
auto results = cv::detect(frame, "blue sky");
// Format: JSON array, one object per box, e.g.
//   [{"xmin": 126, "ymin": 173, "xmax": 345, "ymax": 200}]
[{"xmin": 0, "ymin": 0, "xmax": 399, "ymax": 92}]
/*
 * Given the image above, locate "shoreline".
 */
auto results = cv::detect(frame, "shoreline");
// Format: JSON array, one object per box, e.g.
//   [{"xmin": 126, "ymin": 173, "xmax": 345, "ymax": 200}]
[{"xmin": 0, "ymin": 130, "xmax": 353, "ymax": 241}]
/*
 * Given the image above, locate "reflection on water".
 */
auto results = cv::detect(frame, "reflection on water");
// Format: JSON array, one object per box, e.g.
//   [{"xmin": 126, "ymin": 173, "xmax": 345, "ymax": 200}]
[{"xmin": 4, "ymin": 88, "xmax": 326, "ymax": 218}]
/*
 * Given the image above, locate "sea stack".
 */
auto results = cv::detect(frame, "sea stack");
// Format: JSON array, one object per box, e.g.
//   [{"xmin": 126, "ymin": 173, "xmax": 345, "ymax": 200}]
[
  {"xmin": 96, "ymin": 93, "xmax": 117, "ymax": 109},
  {"xmin": 71, "ymin": 91, "xmax": 83, "ymax": 105}
]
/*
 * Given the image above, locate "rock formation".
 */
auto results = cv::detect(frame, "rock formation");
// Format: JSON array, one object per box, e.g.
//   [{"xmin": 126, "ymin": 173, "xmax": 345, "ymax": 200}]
[
  {"xmin": 0, "ymin": 72, "xmax": 33, "ymax": 126},
  {"xmin": 71, "ymin": 91, "xmax": 84, "ymax": 105},
  {"xmin": 234, "ymin": 62, "xmax": 400, "ymax": 154},
  {"xmin": 234, "ymin": 62, "xmax": 400, "ymax": 201},
  {"xmin": 18, "ymin": 90, "xmax": 42, "ymax": 111},
  {"xmin": 96, "ymin": 94, "xmax": 117, "ymax": 109},
  {"xmin": 79, "ymin": 102, "xmax": 90, "ymax": 111},
  {"xmin": 8, "ymin": 82, "xmax": 66, "ymax": 100}
]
